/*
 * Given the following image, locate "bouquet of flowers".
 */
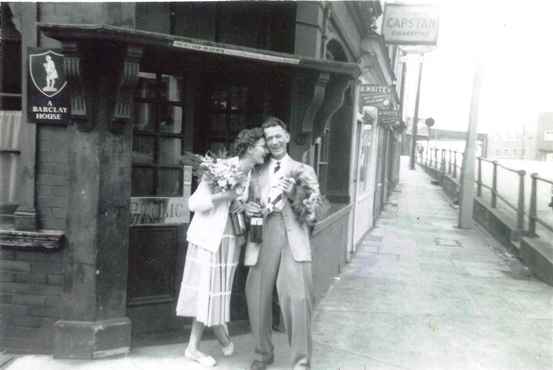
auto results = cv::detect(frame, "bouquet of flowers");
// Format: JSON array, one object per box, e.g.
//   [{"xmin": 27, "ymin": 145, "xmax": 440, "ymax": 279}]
[
  {"xmin": 288, "ymin": 166, "xmax": 329, "ymax": 226},
  {"xmin": 194, "ymin": 151, "xmax": 247, "ymax": 194}
]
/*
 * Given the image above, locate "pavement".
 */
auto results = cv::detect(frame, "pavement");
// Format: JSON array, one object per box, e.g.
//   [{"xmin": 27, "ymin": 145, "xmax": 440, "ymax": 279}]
[{"xmin": 5, "ymin": 157, "xmax": 553, "ymax": 370}]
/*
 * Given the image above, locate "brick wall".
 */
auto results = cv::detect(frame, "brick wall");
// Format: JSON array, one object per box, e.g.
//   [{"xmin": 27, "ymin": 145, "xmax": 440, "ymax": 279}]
[
  {"xmin": 0, "ymin": 248, "xmax": 63, "ymax": 353},
  {"xmin": 0, "ymin": 126, "xmax": 68, "ymax": 353},
  {"xmin": 37, "ymin": 126, "xmax": 68, "ymax": 230}
]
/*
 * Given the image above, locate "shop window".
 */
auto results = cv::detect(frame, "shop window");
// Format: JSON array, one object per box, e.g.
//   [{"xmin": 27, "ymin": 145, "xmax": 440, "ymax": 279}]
[
  {"xmin": 132, "ymin": 72, "xmax": 186, "ymax": 197},
  {"xmin": 0, "ymin": 3, "xmax": 21, "ymax": 110},
  {"xmin": 0, "ymin": 4, "xmax": 22, "ymax": 224}
]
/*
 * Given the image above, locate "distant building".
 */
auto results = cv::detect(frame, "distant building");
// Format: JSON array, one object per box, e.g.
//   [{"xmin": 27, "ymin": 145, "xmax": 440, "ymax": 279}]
[{"xmin": 536, "ymin": 112, "xmax": 553, "ymax": 161}]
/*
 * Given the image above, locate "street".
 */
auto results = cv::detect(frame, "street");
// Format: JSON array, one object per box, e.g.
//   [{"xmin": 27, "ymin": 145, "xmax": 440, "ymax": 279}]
[{"xmin": 6, "ymin": 158, "xmax": 552, "ymax": 370}]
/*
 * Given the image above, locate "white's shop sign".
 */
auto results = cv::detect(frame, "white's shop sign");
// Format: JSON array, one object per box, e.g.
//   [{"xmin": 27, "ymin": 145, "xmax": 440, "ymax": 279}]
[{"xmin": 27, "ymin": 48, "xmax": 69, "ymax": 124}]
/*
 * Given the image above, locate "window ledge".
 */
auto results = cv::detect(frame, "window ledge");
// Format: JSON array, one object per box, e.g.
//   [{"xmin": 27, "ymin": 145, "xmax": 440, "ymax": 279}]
[
  {"xmin": 312, "ymin": 203, "xmax": 352, "ymax": 236},
  {"xmin": 0, "ymin": 228, "xmax": 65, "ymax": 251}
]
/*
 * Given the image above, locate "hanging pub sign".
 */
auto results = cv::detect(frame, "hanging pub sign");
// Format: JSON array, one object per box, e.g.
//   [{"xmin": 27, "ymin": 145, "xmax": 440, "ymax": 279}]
[
  {"xmin": 382, "ymin": 3, "xmax": 440, "ymax": 46},
  {"xmin": 379, "ymin": 108, "xmax": 401, "ymax": 128},
  {"xmin": 27, "ymin": 48, "xmax": 69, "ymax": 124},
  {"xmin": 359, "ymin": 84, "xmax": 392, "ymax": 108}
]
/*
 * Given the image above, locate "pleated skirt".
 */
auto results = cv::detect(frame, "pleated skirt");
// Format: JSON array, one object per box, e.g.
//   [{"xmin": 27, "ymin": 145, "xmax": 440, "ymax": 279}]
[{"xmin": 176, "ymin": 219, "xmax": 241, "ymax": 326}]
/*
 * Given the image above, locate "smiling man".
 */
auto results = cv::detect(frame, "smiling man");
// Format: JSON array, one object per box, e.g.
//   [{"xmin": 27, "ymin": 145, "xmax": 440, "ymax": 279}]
[{"xmin": 244, "ymin": 116, "xmax": 320, "ymax": 370}]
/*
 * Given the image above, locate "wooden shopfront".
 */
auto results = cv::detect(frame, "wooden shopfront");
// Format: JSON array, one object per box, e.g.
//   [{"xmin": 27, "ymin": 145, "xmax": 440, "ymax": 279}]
[{"xmin": 38, "ymin": 23, "xmax": 360, "ymax": 353}]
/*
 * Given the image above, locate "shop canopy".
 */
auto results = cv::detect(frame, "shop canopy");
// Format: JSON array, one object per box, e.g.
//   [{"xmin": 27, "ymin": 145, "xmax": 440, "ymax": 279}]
[{"xmin": 39, "ymin": 23, "xmax": 361, "ymax": 78}]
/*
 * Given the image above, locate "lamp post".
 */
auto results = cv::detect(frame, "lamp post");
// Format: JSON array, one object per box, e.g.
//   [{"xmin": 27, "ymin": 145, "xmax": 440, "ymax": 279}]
[{"xmin": 409, "ymin": 54, "xmax": 425, "ymax": 170}]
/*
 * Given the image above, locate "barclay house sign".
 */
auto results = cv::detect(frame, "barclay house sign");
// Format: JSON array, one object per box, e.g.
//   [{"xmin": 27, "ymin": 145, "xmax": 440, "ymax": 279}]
[{"xmin": 27, "ymin": 48, "xmax": 69, "ymax": 124}]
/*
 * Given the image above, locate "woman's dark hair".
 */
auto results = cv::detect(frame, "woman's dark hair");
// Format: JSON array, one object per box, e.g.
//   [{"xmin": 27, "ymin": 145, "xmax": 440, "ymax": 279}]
[{"xmin": 232, "ymin": 127, "xmax": 265, "ymax": 157}]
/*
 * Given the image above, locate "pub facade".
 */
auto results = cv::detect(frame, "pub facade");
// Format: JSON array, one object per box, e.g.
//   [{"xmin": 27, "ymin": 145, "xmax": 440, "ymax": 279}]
[{"xmin": 0, "ymin": 1, "xmax": 404, "ymax": 356}]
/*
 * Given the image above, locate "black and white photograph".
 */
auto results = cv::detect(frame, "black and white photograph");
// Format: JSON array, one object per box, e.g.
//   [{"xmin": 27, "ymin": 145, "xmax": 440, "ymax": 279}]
[{"xmin": 0, "ymin": 1, "xmax": 551, "ymax": 369}]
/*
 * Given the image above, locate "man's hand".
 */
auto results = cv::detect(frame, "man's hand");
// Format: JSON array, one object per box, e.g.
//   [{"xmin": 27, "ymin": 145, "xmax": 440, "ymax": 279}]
[
  {"xmin": 244, "ymin": 201, "xmax": 263, "ymax": 217},
  {"xmin": 277, "ymin": 177, "xmax": 296, "ymax": 195}
]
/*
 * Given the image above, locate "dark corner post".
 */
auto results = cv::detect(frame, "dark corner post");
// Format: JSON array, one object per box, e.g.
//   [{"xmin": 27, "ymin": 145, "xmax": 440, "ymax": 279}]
[{"xmin": 491, "ymin": 160, "xmax": 498, "ymax": 208}]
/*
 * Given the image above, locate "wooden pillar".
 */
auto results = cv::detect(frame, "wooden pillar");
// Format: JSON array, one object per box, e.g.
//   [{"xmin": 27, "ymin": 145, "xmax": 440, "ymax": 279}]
[{"xmin": 53, "ymin": 41, "xmax": 142, "ymax": 359}]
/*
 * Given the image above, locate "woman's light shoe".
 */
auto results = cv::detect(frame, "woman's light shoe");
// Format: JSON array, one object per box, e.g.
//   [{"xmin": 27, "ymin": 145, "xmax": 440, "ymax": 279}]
[
  {"xmin": 221, "ymin": 341, "xmax": 234, "ymax": 356},
  {"xmin": 184, "ymin": 348, "xmax": 216, "ymax": 367}
]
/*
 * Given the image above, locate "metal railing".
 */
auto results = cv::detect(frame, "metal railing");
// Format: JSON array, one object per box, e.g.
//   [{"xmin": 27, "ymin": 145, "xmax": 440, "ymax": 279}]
[{"xmin": 417, "ymin": 147, "xmax": 553, "ymax": 241}]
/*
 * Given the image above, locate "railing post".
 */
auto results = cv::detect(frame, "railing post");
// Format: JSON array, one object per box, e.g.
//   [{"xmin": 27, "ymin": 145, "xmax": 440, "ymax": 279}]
[
  {"xmin": 516, "ymin": 170, "xmax": 526, "ymax": 237},
  {"xmin": 491, "ymin": 160, "xmax": 498, "ymax": 208},
  {"xmin": 528, "ymin": 173, "xmax": 538, "ymax": 237},
  {"xmin": 440, "ymin": 149, "xmax": 446, "ymax": 173},
  {"xmin": 434, "ymin": 148, "xmax": 438, "ymax": 169},
  {"xmin": 448, "ymin": 150, "xmax": 452, "ymax": 174},
  {"xmin": 476, "ymin": 157, "xmax": 482, "ymax": 196},
  {"xmin": 453, "ymin": 151, "xmax": 458, "ymax": 178}
]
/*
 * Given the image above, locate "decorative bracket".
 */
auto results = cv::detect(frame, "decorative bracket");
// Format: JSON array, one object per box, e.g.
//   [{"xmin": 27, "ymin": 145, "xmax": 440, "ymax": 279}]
[
  {"xmin": 292, "ymin": 72, "xmax": 330, "ymax": 145},
  {"xmin": 314, "ymin": 74, "xmax": 352, "ymax": 138},
  {"xmin": 111, "ymin": 46, "xmax": 143, "ymax": 132},
  {"xmin": 63, "ymin": 41, "xmax": 90, "ymax": 131}
]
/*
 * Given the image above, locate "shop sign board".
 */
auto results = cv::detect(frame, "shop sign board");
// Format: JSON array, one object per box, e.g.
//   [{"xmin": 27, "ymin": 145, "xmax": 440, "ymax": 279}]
[
  {"xmin": 379, "ymin": 109, "xmax": 401, "ymax": 126},
  {"xmin": 382, "ymin": 3, "xmax": 440, "ymax": 46},
  {"xmin": 544, "ymin": 130, "xmax": 553, "ymax": 141},
  {"xmin": 172, "ymin": 40, "xmax": 300, "ymax": 65},
  {"xmin": 27, "ymin": 48, "xmax": 69, "ymax": 124},
  {"xmin": 359, "ymin": 84, "xmax": 392, "ymax": 109},
  {"xmin": 130, "ymin": 197, "xmax": 189, "ymax": 225},
  {"xmin": 130, "ymin": 166, "xmax": 192, "ymax": 226}
]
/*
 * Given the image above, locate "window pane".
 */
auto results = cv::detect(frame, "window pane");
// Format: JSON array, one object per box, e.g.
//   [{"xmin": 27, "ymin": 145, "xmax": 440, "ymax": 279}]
[
  {"xmin": 229, "ymin": 114, "xmax": 247, "ymax": 137},
  {"xmin": 230, "ymin": 86, "xmax": 248, "ymax": 112},
  {"xmin": 210, "ymin": 88, "xmax": 228, "ymax": 111},
  {"xmin": 135, "ymin": 77, "xmax": 157, "ymax": 100},
  {"xmin": 159, "ymin": 104, "xmax": 183, "ymax": 134},
  {"xmin": 132, "ymin": 167, "xmax": 155, "ymax": 196},
  {"xmin": 159, "ymin": 138, "xmax": 182, "ymax": 165},
  {"xmin": 161, "ymin": 75, "xmax": 184, "ymax": 103},
  {"xmin": 208, "ymin": 114, "xmax": 227, "ymax": 136},
  {"xmin": 132, "ymin": 135, "xmax": 155, "ymax": 163},
  {"xmin": 135, "ymin": 102, "xmax": 156, "ymax": 131},
  {"xmin": 158, "ymin": 168, "xmax": 183, "ymax": 196}
]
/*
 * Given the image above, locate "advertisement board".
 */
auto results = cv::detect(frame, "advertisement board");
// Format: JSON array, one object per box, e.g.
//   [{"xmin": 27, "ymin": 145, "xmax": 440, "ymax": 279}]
[{"xmin": 382, "ymin": 3, "xmax": 440, "ymax": 45}]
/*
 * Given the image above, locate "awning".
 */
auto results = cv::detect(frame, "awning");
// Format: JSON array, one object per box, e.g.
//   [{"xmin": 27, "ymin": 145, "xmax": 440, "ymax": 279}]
[{"xmin": 39, "ymin": 23, "xmax": 361, "ymax": 78}]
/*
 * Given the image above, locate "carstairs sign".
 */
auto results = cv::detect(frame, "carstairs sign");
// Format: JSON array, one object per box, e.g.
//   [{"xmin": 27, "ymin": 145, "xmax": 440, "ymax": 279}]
[
  {"xmin": 382, "ymin": 3, "xmax": 440, "ymax": 46},
  {"xmin": 359, "ymin": 84, "xmax": 392, "ymax": 109},
  {"xmin": 27, "ymin": 48, "xmax": 69, "ymax": 124}
]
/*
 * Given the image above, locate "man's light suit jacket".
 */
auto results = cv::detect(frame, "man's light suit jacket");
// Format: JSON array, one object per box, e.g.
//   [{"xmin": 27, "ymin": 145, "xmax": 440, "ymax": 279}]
[{"xmin": 244, "ymin": 158, "xmax": 319, "ymax": 266}]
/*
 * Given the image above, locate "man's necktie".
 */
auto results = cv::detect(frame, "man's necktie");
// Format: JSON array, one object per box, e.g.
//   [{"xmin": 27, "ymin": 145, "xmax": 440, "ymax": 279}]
[
  {"xmin": 269, "ymin": 161, "xmax": 284, "ymax": 211},
  {"xmin": 274, "ymin": 161, "xmax": 281, "ymax": 173}
]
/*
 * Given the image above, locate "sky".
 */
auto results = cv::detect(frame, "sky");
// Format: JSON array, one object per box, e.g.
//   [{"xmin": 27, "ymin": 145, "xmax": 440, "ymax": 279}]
[{"xmin": 395, "ymin": 0, "xmax": 553, "ymax": 135}]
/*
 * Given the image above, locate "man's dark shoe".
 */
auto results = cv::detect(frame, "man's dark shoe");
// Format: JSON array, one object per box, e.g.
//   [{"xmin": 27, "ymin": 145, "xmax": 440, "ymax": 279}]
[{"xmin": 249, "ymin": 354, "xmax": 274, "ymax": 370}]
